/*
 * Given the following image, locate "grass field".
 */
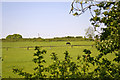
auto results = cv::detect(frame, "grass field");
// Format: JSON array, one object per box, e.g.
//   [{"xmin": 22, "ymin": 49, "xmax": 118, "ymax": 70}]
[{"xmin": 1, "ymin": 41, "xmax": 115, "ymax": 78}]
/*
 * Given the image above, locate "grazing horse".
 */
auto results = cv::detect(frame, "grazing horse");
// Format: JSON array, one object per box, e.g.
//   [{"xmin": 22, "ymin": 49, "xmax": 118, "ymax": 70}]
[{"xmin": 66, "ymin": 42, "xmax": 71, "ymax": 45}]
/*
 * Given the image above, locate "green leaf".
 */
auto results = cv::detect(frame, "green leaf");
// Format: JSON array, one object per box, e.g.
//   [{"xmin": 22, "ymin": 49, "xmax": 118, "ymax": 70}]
[{"xmin": 73, "ymin": 12, "xmax": 78, "ymax": 16}]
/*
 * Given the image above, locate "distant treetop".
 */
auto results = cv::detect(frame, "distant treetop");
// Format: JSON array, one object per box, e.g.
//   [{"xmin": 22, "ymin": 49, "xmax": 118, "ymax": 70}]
[{"xmin": 6, "ymin": 34, "xmax": 22, "ymax": 39}]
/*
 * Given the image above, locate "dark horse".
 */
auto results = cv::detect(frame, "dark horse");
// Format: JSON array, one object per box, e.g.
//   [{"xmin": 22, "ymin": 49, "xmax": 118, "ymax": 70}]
[{"xmin": 66, "ymin": 42, "xmax": 71, "ymax": 45}]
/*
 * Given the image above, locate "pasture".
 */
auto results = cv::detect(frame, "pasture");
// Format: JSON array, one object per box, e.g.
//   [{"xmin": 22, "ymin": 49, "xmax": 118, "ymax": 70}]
[{"xmin": 1, "ymin": 41, "xmax": 115, "ymax": 78}]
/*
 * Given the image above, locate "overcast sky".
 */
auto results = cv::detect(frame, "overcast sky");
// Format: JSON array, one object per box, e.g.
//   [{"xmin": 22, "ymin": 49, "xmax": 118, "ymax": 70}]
[{"xmin": 2, "ymin": 2, "xmax": 92, "ymax": 39}]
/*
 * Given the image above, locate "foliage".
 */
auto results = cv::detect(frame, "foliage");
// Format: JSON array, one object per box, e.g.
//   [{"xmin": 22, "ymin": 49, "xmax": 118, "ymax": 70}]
[
  {"xmin": 75, "ymin": 36, "xmax": 83, "ymax": 38},
  {"xmin": 69, "ymin": 0, "xmax": 120, "ymax": 79},
  {"xmin": 13, "ymin": 46, "xmax": 47, "ymax": 79},
  {"xmin": 12, "ymin": 46, "xmax": 120, "ymax": 79},
  {"xmin": 12, "ymin": 47, "xmax": 93, "ymax": 79},
  {"xmin": 85, "ymin": 26, "xmax": 95, "ymax": 39},
  {"xmin": 6, "ymin": 34, "xmax": 22, "ymax": 39},
  {"xmin": 3, "ymin": 36, "xmax": 93, "ymax": 42},
  {"xmin": 64, "ymin": 36, "xmax": 74, "ymax": 38},
  {"xmin": 12, "ymin": 0, "xmax": 120, "ymax": 79}
]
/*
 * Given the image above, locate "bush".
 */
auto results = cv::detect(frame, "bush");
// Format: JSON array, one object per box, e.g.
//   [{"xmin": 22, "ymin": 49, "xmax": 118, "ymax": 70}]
[{"xmin": 12, "ymin": 46, "xmax": 120, "ymax": 79}]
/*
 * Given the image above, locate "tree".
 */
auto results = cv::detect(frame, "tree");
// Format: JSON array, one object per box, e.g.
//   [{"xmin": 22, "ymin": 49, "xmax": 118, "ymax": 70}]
[
  {"xmin": 70, "ymin": 0, "xmax": 120, "ymax": 55},
  {"xmin": 12, "ymin": 1, "xmax": 120, "ymax": 79},
  {"xmin": 69, "ymin": 0, "xmax": 120, "ymax": 79},
  {"xmin": 85, "ymin": 26, "xmax": 95, "ymax": 39},
  {"xmin": 6, "ymin": 34, "xmax": 22, "ymax": 39}
]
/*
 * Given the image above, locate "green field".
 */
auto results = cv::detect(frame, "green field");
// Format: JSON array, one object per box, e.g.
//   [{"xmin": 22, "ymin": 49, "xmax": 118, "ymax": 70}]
[{"xmin": 1, "ymin": 41, "xmax": 115, "ymax": 78}]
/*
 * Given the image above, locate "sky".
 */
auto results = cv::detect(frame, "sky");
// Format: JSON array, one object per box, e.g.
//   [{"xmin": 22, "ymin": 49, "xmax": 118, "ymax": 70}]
[{"xmin": 2, "ymin": 2, "xmax": 93, "ymax": 39}]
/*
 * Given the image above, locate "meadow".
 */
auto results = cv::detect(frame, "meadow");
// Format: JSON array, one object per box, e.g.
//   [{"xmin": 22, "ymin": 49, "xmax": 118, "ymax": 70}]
[{"xmin": 1, "ymin": 41, "xmax": 115, "ymax": 78}]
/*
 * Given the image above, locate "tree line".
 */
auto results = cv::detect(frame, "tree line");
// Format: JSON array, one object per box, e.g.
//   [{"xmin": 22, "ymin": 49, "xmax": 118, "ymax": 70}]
[{"xmin": 2, "ymin": 34, "xmax": 94, "ymax": 42}]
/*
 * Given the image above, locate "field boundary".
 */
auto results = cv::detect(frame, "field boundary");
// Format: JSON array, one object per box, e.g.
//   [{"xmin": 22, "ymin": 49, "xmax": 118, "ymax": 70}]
[{"xmin": 0, "ymin": 45, "xmax": 94, "ymax": 50}]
